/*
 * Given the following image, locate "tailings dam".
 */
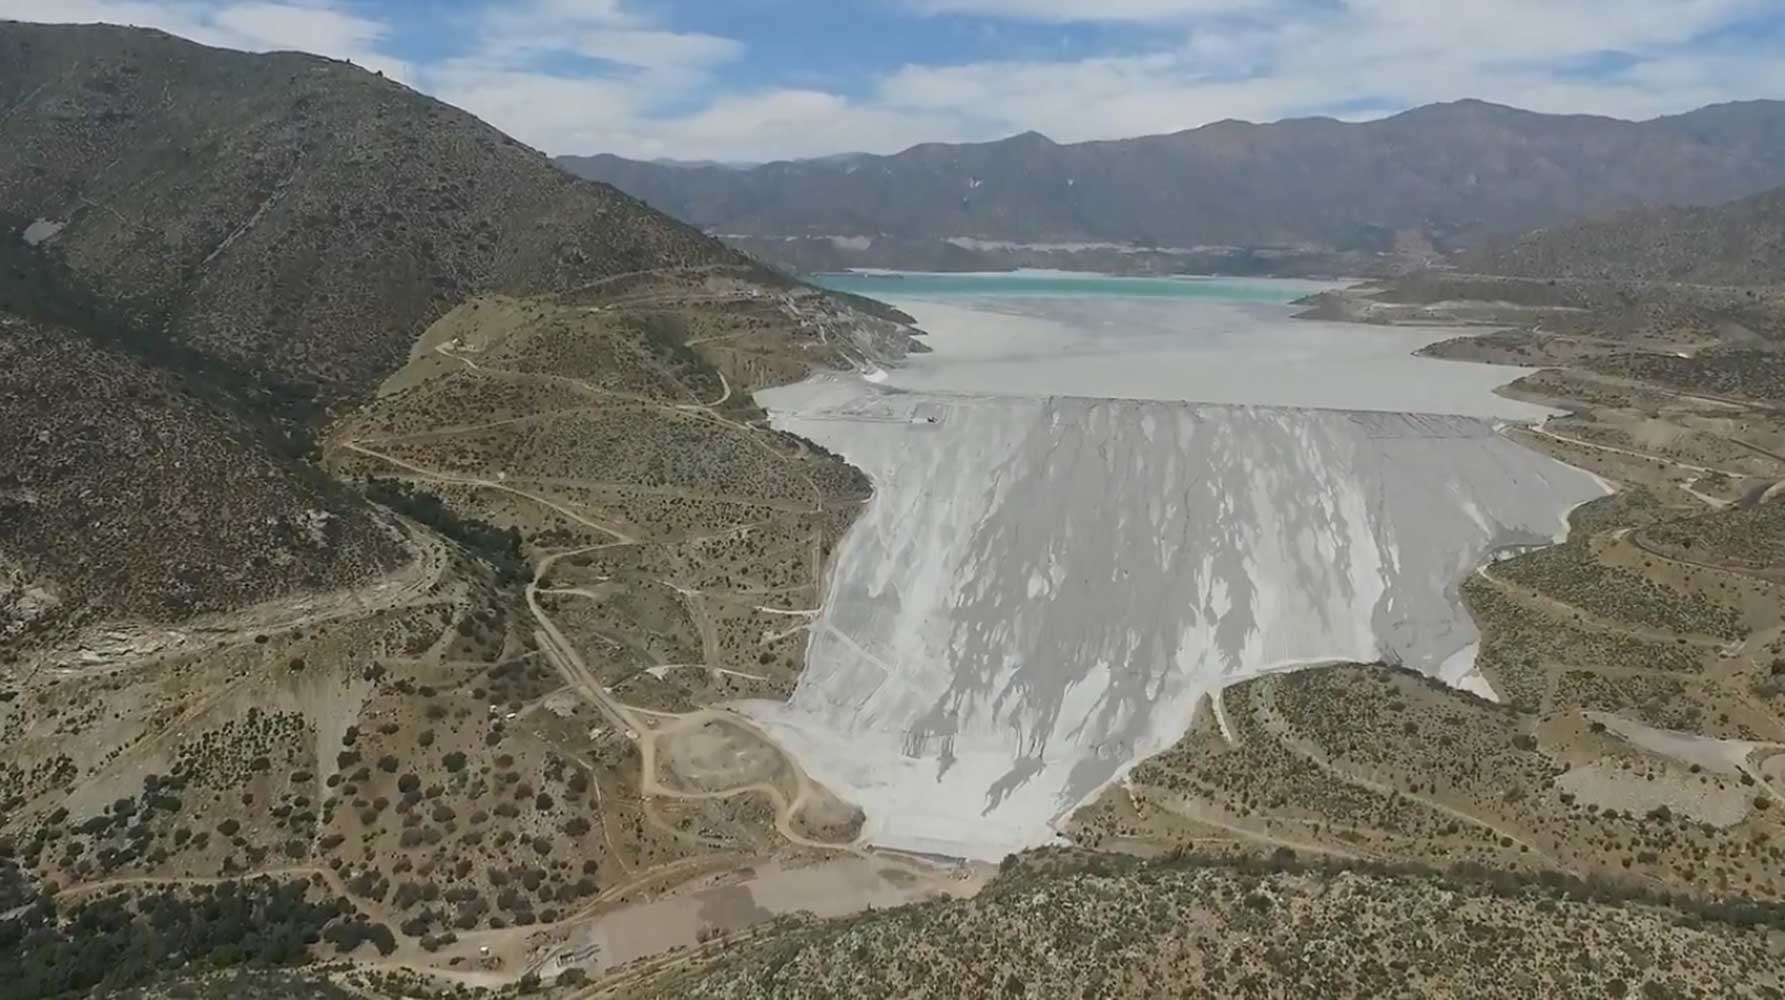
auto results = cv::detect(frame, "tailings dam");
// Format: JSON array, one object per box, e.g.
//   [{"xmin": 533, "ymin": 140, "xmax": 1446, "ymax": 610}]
[{"xmin": 743, "ymin": 275, "xmax": 1610, "ymax": 859}]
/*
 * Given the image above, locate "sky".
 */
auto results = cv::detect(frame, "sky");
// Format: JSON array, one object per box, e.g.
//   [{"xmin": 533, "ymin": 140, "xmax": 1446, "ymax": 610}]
[{"xmin": 5, "ymin": 1, "xmax": 1784, "ymax": 163}]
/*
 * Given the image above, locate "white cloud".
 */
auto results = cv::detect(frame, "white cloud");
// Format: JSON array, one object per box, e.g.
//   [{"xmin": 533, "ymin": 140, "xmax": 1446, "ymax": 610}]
[
  {"xmin": 2, "ymin": 0, "xmax": 1780, "ymax": 161},
  {"xmin": 463, "ymin": 0, "xmax": 735, "ymax": 70},
  {"xmin": 426, "ymin": 69, "xmax": 971, "ymax": 163},
  {"xmin": 423, "ymin": 62, "xmax": 641, "ymax": 154},
  {"xmin": 648, "ymin": 89, "xmax": 974, "ymax": 162},
  {"xmin": 210, "ymin": 2, "xmax": 385, "ymax": 53},
  {"xmin": 910, "ymin": 0, "xmax": 1266, "ymax": 20},
  {"xmin": 0, "ymin": 0, "xmax": 409, "ymax": 78},
  {"xmin": 568, "ymin": 28, "xmax": 741, "ymax": 71},
  {"xmin": 406, "ymin": 0, "xmax": 1785, "ymax": 161},
  {"xmin": 1311, "ymin": 0, "xmax": 1763, "ymax": 72},
  {"xmin": 409, "ymin": 0, "xmax": 759, "ymax": 157},
  {"xmin": 866, "ymin": 0, "xmax": 1785, "ymax": 148},
  {"xmin": 529, "ymin": 0, "xmax": 634, "ymax": 21},
  {"xmin": 0, "ymin": 0, "xmax": 197, "ymax": 31}
]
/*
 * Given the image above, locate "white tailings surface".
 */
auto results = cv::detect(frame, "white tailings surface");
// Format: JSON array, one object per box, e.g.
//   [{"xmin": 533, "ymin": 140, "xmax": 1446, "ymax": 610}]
[
  {"xmin": 741, "ymin": 282, "xmax": 1608, "ymax": 860},
  {"xmin": 745, "ymin": 379, "xmax": 1607, "ymax": 860},
  {"xmin": 878, "ymin": 294, "xmax": 1558, "ymax": 421}
]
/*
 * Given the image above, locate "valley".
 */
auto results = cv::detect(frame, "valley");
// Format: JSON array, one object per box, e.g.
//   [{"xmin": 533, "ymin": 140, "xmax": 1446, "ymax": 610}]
[
  {"xmin": 743, "ymin": 276, "xmax": 1607, "ymax": 859},
  {"xmin": 1045, "ymin": 268, "xmax": 1785, "ymax": 906},
  {"xmin": 4, "ymin": 14, "xmax": 1785, "ymax": 1000},
  {"xmin": 0, "ymin": 21, "xmax": 952, "ymax": 998},
  {"xmin": 620, "ymin": 270, "xmax": 1785, "ymax": 998},
  {"xmin": 9, "ymin": 258, "xmax": 1785, "ymax": 999}
]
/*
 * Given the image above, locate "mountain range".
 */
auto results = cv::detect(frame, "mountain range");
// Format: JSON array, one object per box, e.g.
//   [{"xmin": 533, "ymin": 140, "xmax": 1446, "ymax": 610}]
[
  {"xmin": 5, "ymin": 16, "xmax": 1785, "ymax": 1000},
  {"xmin": 560, "ymin": 100, "xmax": 1785, "ymax": 272}
]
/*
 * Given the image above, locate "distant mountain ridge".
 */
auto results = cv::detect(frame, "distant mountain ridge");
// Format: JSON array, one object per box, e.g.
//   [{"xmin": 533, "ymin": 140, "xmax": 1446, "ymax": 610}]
[{"xmin": 559, "ymin": 100, "xmax": 1785, "ymax": 265}]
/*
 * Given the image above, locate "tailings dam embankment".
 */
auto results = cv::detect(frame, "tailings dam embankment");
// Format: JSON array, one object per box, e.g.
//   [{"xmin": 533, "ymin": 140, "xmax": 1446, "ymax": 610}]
[
  {"xmin": 739, "ymin": 278, "xmax": 1609, "ymax": 860},
  {"xmin": 743, "ymin": 377, "xmax": 1608, "ymax": 860}
]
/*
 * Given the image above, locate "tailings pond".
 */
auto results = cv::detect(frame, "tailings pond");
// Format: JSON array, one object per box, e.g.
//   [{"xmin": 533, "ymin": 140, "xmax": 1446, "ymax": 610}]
[{"xmin": 743, "ymin": 272, "xmax": 1608, "ymax": 860}]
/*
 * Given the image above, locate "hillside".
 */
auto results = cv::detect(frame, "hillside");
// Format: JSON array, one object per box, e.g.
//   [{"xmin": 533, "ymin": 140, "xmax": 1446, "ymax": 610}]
[
  {"xmin": 0, "ymin": 19, "xmax": 736, "ymax": 406},
  {"xmin": 559, "ymin": 100, "xmax": 1785, "ymax": 269},
  {"xmin": 1, "ymin": 22, "xmax": 919, "ymax": 999},
  {"xmin": 0, "ymin": 315, "xmax": 402, "ymax": 645},
  {"xmin": 634, "ymin": 853, "xmax": 1785, "ymax": 999},
  {"xmin": 0, "ymin": 19, "xmax": 813, "ymax": 650},
  {"xmin": 7, "ymin": 17, "xmax": 1785, "ymax": 1000},
  {"xmin": 1465, "ymin": 185, "xmax": 1785, "ymax": 285}
]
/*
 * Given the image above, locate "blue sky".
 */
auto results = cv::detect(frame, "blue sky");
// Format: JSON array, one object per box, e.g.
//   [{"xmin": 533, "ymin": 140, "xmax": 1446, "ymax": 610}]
[{"xmin": 6, "ymin": 1, "xmax": 1784, "ymax": 161}]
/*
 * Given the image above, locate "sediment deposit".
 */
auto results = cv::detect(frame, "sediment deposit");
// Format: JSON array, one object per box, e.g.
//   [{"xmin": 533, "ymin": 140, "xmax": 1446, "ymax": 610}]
[{"xmin": 745, "ymin": 377, "xmax": 1607, "ymax": 858}]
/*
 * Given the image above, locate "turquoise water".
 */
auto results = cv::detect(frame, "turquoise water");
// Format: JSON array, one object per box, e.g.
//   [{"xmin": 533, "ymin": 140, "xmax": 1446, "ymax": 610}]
[{"xmin": 812, "ymin": 270, "xmax": 1320, "ymax": 303}]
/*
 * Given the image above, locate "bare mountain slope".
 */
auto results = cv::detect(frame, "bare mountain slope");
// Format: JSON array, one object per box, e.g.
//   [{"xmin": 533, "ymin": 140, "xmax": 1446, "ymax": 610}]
[
  {"xmin": 1465, "ymin": 184, "xmax": 1785, "ymax": 285},
  {"xmin": 0, "ymin": 20, "xmax": 792, "ymax": 647},
  {"xmin": 0, "ymin": 19, "xmax": 738, "ymax": 405},
  {"xmin": 560, "ymin": 100, "xmax": 1785, "ymax": 260}
]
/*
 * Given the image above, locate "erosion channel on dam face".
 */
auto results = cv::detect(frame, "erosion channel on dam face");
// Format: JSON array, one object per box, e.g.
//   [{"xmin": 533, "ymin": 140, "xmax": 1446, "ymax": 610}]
[{"xmin": 741, "ymin": 275, "xmax": 1610, "ymax": 861}]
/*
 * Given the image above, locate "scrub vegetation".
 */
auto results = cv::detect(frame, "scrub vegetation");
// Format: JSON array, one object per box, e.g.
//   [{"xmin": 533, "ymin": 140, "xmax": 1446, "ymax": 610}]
[
  {"xmin": 634, "ymin": 851, "xmax": 1785, "ymax": 1000},
  {"xmin": 1075, "ymin": 188, "xmax": 1785, "ymax": 983},
  {"xmin": 7, "ymin": 16, "xmax": 1785, "ymax": 1000}
]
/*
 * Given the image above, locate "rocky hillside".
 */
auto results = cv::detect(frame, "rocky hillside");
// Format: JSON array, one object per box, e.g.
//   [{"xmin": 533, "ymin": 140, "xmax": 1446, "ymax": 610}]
[
  {"xmin": 1297, "ymin": 178, "xmax": 1785, "ymax": 365},
  {"xmin": 639, "ymin": 852, "xmax": 1785, "ymax": 999},
  {"xmin": 0, "ymin": 19, "xmax": 737, "ymax": 406},
  {"xmin": 0, "ymin": 22, "xmax": 919, "ymax": 998},
  {"xmin": 1465, "ymin": 185, "xmax": 1785, "ymax": 285},
  {"xmin": 560, "ymin": 99, "xmax": 1785, "ymax": 261},
  {"xmin": 0, "ymin": 316, "xmax": 402, "ymax": 643},
  {"xmin": 0, "ymin": 19, "xmax": 784, "ymax": 648}
]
